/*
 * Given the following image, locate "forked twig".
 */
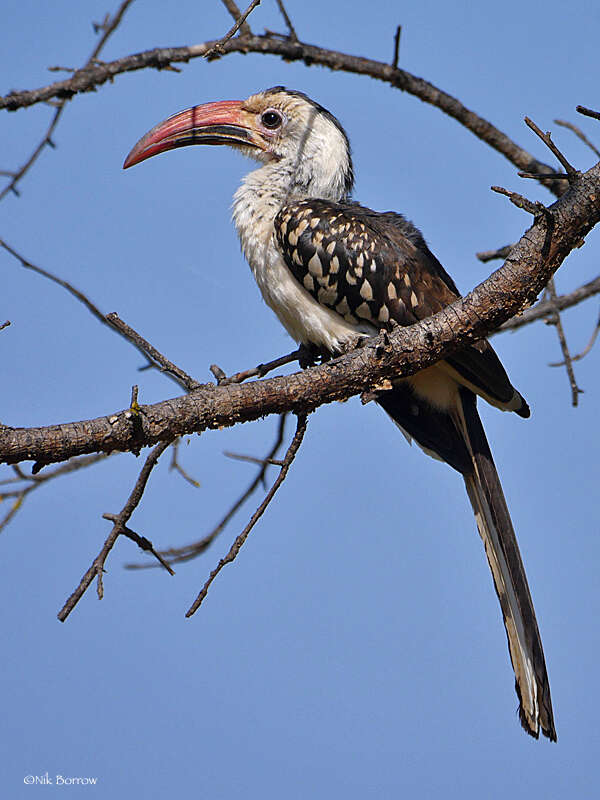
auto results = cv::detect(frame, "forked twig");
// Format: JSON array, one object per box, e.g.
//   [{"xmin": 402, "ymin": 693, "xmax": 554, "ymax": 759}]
[
  {"xmin": 185, "ymin": 413, "xmax": 308, "ymax": 617},
  {"xmin": 0, "ymin": 0, "xmax": 134, "ymax": 201},
  {"xmin": 125, "ymin": 414, "xmax": 288, "ymax": 568},
  {"xmin": 57, "ymin": 439, "xmax": 172, "ymax": 621},
  {"xmin": 549, "ymin": 309, "xmax": 600, "ymax": 367},
  {"xmin": 205, "ymin": 0, "xmax": 261, "ymax": 58},
  {"xmin": 545, "ymin": 278, "xmax": 582, "ymax": 406}
]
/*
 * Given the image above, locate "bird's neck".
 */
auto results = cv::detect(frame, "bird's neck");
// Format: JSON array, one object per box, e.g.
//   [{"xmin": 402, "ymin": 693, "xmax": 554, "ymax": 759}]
[{"xmin": 232, "ymin": 159, "xmax": 344, "ymax": 265}]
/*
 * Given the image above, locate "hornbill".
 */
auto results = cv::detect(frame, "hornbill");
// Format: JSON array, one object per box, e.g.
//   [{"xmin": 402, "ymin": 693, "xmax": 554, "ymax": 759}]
[{"xmin": 124, "ymin": 86, "xmax": 556, "ymax": 740}]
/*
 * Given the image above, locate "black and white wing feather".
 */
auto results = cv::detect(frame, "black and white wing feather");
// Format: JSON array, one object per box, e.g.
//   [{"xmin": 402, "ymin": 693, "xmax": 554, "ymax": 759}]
[{"xmin": 274, "ymin": 198, "xmax": 555, "ymax": 740}]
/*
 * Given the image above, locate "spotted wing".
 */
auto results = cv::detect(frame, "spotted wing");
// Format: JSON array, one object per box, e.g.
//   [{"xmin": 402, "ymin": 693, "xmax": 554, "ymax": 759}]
[{"xmin": 274, "ymin": 199, "xmax": 527, "ymax": 414}]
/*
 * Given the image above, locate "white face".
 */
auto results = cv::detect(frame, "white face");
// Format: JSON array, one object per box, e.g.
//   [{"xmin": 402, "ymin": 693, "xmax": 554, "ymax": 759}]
[{"xmin": 240, "ymin": 90, "xmax": 353, "ymax": 200}]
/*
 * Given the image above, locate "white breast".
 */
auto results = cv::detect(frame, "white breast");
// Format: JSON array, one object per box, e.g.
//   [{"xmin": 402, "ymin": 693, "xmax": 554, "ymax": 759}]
[{"xmin": 232, "ymin": 169, "xmax": 375, "ymax": 353}]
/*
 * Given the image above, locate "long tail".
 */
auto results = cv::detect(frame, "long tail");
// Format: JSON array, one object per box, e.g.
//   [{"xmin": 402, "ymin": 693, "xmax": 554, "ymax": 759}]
[{"xmin": 456, "ymin": 388, "xmax": 556, "ymax": 740}]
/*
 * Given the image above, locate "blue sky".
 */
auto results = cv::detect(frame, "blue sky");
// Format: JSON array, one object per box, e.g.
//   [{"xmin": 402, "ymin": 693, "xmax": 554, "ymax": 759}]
[{"xmin": 2, "ymin": 1, "xmax": 599, "ymax": 797}]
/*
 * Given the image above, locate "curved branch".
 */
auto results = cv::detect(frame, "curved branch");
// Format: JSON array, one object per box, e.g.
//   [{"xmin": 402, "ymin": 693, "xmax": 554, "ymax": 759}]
[
  {"xmin": 2, "ymin": 162, "xmax": 599, "ymax": 469},
  {"xmin": 1, "ymin": 34, "xmax": 563, "ymax": 193}
]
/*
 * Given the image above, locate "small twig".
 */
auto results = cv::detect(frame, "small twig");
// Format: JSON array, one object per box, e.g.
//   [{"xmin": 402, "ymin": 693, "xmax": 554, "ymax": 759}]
[
  {"xmin": 206, "ymin": 0, "xmax": 261, "ymax": 58},
  {"xmin": 476, "ymin": 244, "xmax": 513, "ymax": 263},
  {"xmin": 105, "ymin": 313, "xmax": 202, "ymax": 392},
  {"xmin": 545, "ymin": 278, "xmax": 582, "ymax": 406},
  {"xmin": 524, "ymin": 116, "xmax": 579, "ymax": 184},
  {"xmin": 0, "ymin": 453, "xmax": 108, "ymax": 534},
  {"xmin": 391, "ymin": 24, "xmax": 402, "ymax": 69},
  {"xmin": 549, "ymin": 309, "xmax": 600, "ymax": 366},
  {"xmin": 0, "ymin": 320, "xmax": 10, "ymax": 331},
  {"xmin": 210, "ymin": 347, "xmax": 303, "ymax": 386},
  {"xmin": 0, "ymin": 0, "xmax": 134, "ymax": 202},
  {"xmin": 169, "ymin": 438, "xmax": 201, "ymax": 488},
  {"xmin": 223, "ymin": 451, "xmax": 285, "ymax": 468},
  {"xmin": 102, "ymin": 517, "xmax": 175, "ymax": 575},
  {"xmin": 577, "ymin": 105, "xmax": 600, "ymax": 122},
  {"xmin": 497, "ymin": 275, "xmax": 600, "ymax": 333},
  {"xmin": 220, "ymin": 0, "xmax": 253, "ymax": 35},
  {"xmin": 275, "ymin": 0, "xmax": 298, "ymax": 41},
  {"xmin": 554, "ymin": 119, "xmax": 600, "ymax": 159},
  {"xmin": 58, "ymin": 439, "xmax": 172, "ymax": 621},
  {"xmin": 125, "ymin": 415, "xmax": 288, "ymax": 569},
  {"xmin": 186, "ymin": 413, "xmax": 308, "ymax": 617},
  {"xmin": 0, "ymin": 238, "xmax": 200, "ymax": 392},
  {"xmin": 518, "ymin": 171, "xmax": 569, "ymax": 181},
  {"xmin": 491, "ymin": 185, "xmax": 547, "ymax": 217},
  {"xmin": 0, "ymin": 105, "xmax": 65, "ymax": 201}
]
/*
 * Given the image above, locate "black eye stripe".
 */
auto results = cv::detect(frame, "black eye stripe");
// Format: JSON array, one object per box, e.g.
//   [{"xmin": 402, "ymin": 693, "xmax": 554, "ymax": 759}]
[{"xmin": 261, "ymin": 110, "xmax": 282, "ymax": 129}]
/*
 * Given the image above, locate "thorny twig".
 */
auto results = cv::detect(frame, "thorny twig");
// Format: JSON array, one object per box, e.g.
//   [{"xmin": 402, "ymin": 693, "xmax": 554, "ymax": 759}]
[
  {"xmin": 125, "ymin": 414, "xmax": 288, "ymax": 569},
  {"xmin": 185, "ymin": 413, "xmax": 307, "ymax": 617},
  {"xmin": 57, "ymin": 439, "xmax": 172, "ymax": 622}
]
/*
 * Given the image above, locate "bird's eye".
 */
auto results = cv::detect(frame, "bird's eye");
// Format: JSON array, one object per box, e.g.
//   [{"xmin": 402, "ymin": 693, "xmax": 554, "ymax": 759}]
[{"xmin": 261, "ymin": 109, "xmax": 282, "ymax": 130}]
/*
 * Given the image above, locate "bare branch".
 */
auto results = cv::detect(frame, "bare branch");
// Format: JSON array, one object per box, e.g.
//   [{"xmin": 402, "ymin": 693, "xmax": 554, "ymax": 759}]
[
  {"xmin": 220, "ymin": 0, "xmax": 253, "ymax": 35},
  {"xmin": 0, "ymin": 320, "xmax": 10, "ymax": 331},
  {"xmin": 0, "ymin": 238, "xmax": 202, "ymax": 392},
  {"xmin": 105, "ymin": 313, "xmax": 203, "ymax": 392},
  {"xmin": 185, "ymin": 413, "xmax": 307, "ymax": 617},
  {"xmin": 491, "ymin": 185, "xmax": 547, "ymax": 217},
  {"xmin": 476, "ymin": 244, "xmax": 514, "ymax": 263},
  {"xmin": 0, "ymin": 35, "xmax": 567, "ymax": 195},
  {"xmin": 0, "ymin": 105, "xmax": 65, "ymax": 201},
  {"xmin": 554, "ymin": 119, "xmax": 600, "ymax": 159},
  {"xmin": 125, "ymin": 415, "xmax": 288, "ymax": 568},
  {"xmin": 275, "ymin": 0, "xmax": 298, "ymax": 41},
  {"xmin": 498, "ymin": 275, "xmax": 600, "ymax": 332},
  {"xmin": 544, "ymin": 279, "xmax": 582, "ymax": 406},
  {"xmin": 223, "ymin": 451, "xmax": 284, "ymax": 468},
  {"xmin": 57, "ymin": 438, "xmax": 172, "ymax": 621},
  {"xmin": 392, "ymin": 25, "xmax": 402, "ymax": 69},
  {"xmin": 0, "ymin": 454, "xmax": 108, "ymax": 534},
  {"xmin": 1, "ymin": 161, "xmax": 599, "ymax": 469},
  {"xmin": 169, "ymin": 439, "xmax": 201, "ymax": 488},
  {"xmin": 0, "ymin": 0, "xmax": 134, "ymax": 201},
  {"xmin": 577, "ymin": 105, "xmax": 600, "ymax": 122},
  {"xmin": 524, "ymin": 116, "xmax": 579, "ymax": 184},
  {"xmin": 211, "ymin": 347, "xmax": 304, "ymax": 386},
  {"xmin": 549, "ymin": 309, "xmax": 600, "ymax": 367},
  {"xmin": 205, "ymin": 0, "xmax": 262, "ymax": 59}
]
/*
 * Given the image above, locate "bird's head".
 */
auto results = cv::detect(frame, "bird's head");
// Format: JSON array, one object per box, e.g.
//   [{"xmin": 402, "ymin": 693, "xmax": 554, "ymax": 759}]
[{"xmin": 123, "ymin": 87, "xmax": 354, "ymax": 201}]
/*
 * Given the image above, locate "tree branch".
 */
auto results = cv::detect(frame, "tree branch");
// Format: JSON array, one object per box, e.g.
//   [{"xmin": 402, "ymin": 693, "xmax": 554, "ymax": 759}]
[
  {"xmin": 57, "ymin": 438, "xmax": 172, "ymax": 621},
  {"xmin": 185, "ymin": 412, "xmax": 307, "ymax": 616},
  {"xmin": 0, "ymin": 34, "xmax": 565, "ymax": 195},
  {"xmin": 2, "ymin": 161, "xmax": 599, "ymax": 469}
]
